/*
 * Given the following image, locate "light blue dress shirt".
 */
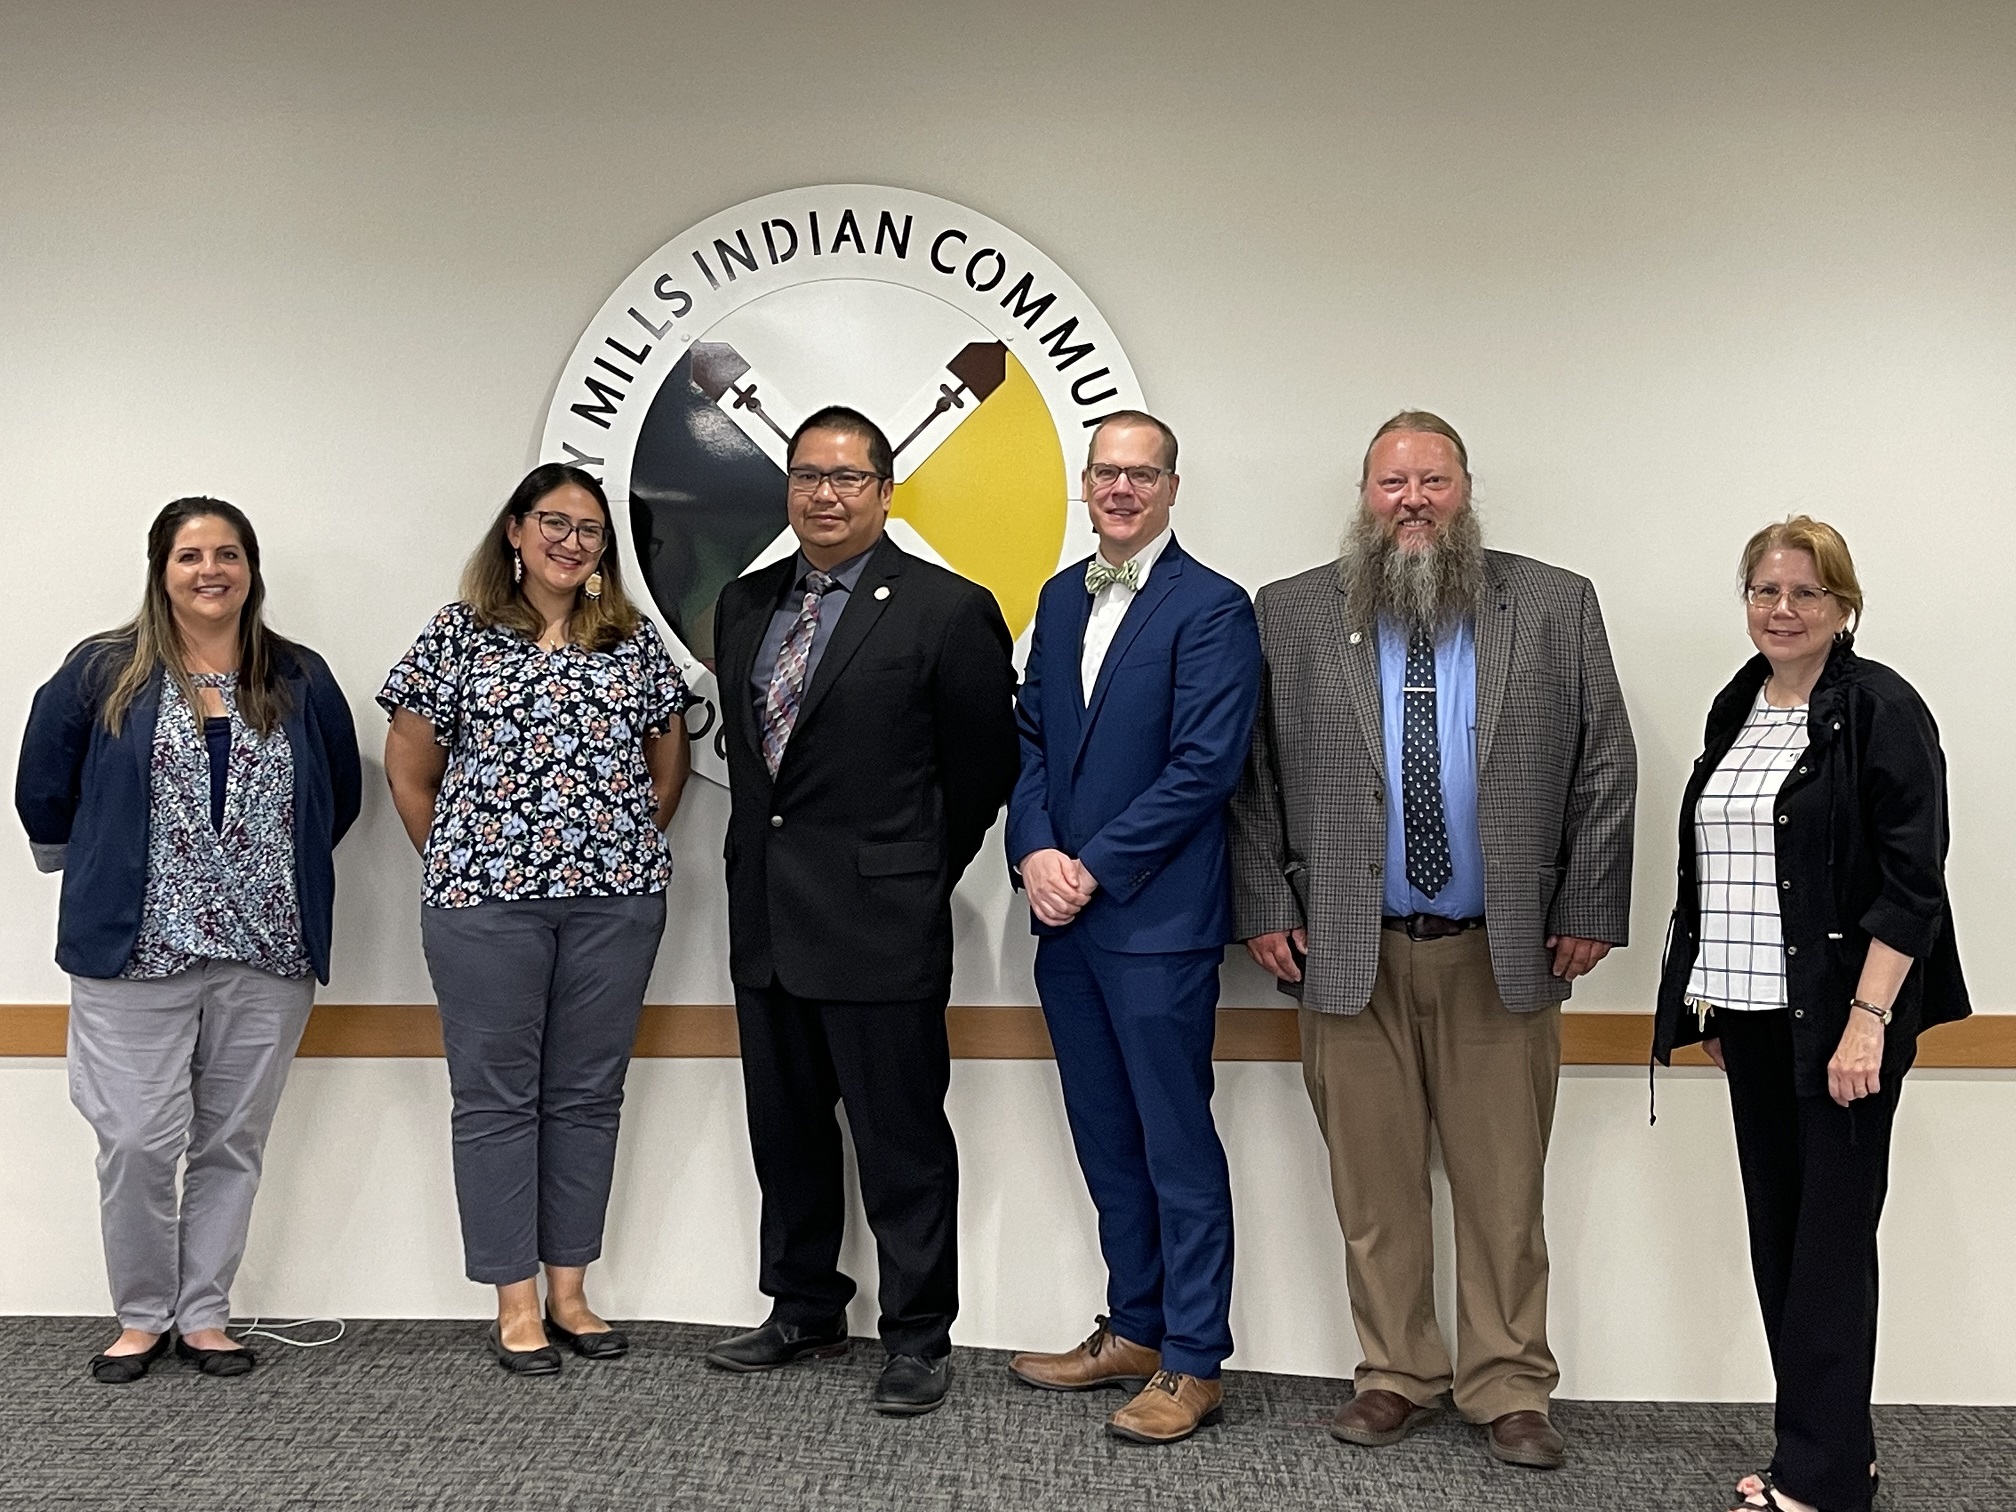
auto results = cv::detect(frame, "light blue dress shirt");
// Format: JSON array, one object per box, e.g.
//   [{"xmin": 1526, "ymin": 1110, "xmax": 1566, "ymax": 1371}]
[{"xmin": 1377, "ymin": 616, "xmax": 1486, "ymax": 918}]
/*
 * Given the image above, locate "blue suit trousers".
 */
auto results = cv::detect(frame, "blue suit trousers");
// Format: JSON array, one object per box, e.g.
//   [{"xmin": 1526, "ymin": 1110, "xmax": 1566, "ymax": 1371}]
[{"xmin": 1034, "ymin": 929, "xmax": 1233, "ymax": 1377}]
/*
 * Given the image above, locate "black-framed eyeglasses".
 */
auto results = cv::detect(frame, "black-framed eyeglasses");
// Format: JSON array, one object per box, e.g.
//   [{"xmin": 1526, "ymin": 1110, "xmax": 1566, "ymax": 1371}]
[
  {"xmin": 524, "ymin": 516, "xmax": 600, "ymax": 552},
  {"xmin": 1744, "ymin": 583, "xmax": 1833, "ymax": 612},
  {"xmin": 1087, "ymin": 463, "xmax": 1172, "ymax": 490},
  {"xmin": 786, "ymin": 466, "xmax": 886, "ymax": 498},
  {"xmin": 529, "ymin": 510, "xmax": 607, "ymax": 549}
]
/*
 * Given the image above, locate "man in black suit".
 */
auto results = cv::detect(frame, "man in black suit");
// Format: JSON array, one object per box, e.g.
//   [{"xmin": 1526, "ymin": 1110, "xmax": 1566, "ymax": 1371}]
[{"xmin": 702, "ymin": 405, "xmax": 1019, "ymax": 1415}]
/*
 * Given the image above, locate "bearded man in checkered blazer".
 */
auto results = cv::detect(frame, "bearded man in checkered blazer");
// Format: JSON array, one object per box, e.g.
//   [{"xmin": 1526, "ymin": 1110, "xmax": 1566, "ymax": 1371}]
[{"xmin": 1230, "ymin": 410, "xmax": 1635, "ymax": 1472}]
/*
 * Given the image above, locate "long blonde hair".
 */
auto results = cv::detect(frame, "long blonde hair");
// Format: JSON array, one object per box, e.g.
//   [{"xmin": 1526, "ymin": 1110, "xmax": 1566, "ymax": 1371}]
[
  {"xmin": 96, "ymin": 497, "xmax": 297, "ymax": 737},
  {"xmin": 460, "ymin": 464, "xmax": 642, "ymax": 652}
]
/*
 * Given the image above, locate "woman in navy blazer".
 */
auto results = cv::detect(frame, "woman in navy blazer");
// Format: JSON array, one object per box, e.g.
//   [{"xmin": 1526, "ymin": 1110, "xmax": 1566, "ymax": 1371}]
[{"xmin": 16, "ymin": 497, "xmax": 360, "ymax": 1382}]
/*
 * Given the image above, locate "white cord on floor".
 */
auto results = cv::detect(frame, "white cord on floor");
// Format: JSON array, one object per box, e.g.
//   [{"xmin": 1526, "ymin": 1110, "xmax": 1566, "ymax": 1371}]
[{"xmin": 230, "ymin": 1317, "xmax": 347, "ymax": 1348}]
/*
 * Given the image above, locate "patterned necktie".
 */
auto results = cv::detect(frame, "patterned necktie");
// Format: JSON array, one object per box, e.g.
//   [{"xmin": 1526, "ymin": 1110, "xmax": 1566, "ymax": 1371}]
[
  {"xmin": 1084, "ymin": 556, "xmax": 1142, "ymax": 595},
  {"xmin": 760, "ymin": 570, "xmax": 835, "ymax": 777},
  {"xmin": 1401, "ymin": 628, "xmax": 1453, "ymax": 899}
]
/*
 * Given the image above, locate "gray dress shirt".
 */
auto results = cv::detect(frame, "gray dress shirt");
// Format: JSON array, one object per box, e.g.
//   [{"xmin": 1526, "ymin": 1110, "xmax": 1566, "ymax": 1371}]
[{"xmin": 749, "ymin": 546, "xmax": 875, "ymax": 700}]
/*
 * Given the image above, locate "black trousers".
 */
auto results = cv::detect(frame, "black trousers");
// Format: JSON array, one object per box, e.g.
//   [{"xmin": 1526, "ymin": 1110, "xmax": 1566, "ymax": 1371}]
[
  {"xmin": 733, "ymin": 981, "xmax": 959, "ymax": 1358},
  {"xmin": 1717, "ymin": 1008, "xmax": 1906, "ymax": 1512}
]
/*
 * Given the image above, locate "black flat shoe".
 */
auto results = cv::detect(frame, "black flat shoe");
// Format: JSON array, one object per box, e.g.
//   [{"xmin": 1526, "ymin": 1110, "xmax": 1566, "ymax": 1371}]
[
  {"xmin": 545, "ymin": 1313, "xmax": 629, "ymax": 1360},
  {"xmin": 486, "ymin": 1321, "xmax": 562, "ymax": 1376},
  {"xmin": 873, "ymin": 1352, "xmax": 952, "ymax": 1416},
  {"xmin": 173, "ymin": 1336, "xmax": 257, "ymax": 1378},
  {"xmin": 88, "ymin": 1332, "xmax": 171, "ymax": 1384},
  {"xmin": 704, "ymin": 1318, "xmax": 850, "ymax": 1372}
]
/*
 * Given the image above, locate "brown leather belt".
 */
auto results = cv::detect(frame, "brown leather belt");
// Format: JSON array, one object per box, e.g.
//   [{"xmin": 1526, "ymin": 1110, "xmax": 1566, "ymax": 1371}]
[{"xmin": 1381, "ymin": 913, "xmax": 1486, "ymax": 941}]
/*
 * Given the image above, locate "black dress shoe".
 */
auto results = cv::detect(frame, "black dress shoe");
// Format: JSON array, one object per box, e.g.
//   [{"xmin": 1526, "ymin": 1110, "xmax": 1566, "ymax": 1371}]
[
  {"xmin": 545, "ymin": 1312, "xmax": 629, "ymax": 1360},
  {"xmin": 704, "ymin": 1318, "xmax": 850, "ymax": 1372},
  {"xmin": 873, "ymin": 1353, "xmax": 951, "ymax": 1416},
  {"xmin": 486, "ymin": 1321, "xmax": 562, "ymax": 1376},
  {"xmin": 173, "ymin": 1335, "xmax": 257, "ymax": 1378},
  {"xmin": 88, "ymin": 1332, "xmax": 171, "ymax": 1384}
]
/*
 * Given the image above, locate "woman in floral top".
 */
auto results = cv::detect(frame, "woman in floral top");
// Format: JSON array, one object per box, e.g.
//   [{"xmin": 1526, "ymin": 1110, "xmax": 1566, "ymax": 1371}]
[
  {"xmin": 16, "ymin": 497, "xmax": 361, "ymax": 1383},
  {"xmin": 381, "ymin": 461, "xmax": 690, "ymax": 1374}
]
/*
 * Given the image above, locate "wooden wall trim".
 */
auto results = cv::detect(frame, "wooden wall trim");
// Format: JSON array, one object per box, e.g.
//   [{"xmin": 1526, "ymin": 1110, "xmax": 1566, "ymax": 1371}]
[{"xmin": 2, "ymin": 1004, "xmax": 2011, "ymax": 1067}]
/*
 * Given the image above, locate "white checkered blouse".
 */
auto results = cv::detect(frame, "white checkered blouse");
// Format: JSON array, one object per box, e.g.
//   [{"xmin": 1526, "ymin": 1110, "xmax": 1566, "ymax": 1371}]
[{"xmin": 1684, "ymin": 691, "xmax": 1811, "ymax": 1013}]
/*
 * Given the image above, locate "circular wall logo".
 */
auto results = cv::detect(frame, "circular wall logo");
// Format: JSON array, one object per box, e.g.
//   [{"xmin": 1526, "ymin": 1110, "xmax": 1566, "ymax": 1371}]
[{"xmin": 540, "ymin": 184, "xmax": 1143, "ymax": 785}]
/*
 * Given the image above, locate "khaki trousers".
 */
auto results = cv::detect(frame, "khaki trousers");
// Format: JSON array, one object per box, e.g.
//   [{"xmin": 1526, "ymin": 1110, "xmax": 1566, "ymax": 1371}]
[{"xmin": 1300, "ymin": 926, "xmax": 1561, "ymax": 1421}]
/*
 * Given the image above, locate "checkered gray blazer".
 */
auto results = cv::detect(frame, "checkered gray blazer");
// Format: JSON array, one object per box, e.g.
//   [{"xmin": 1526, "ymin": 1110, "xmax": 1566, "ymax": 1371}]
[{"xmin": 1230, "ymin": 550, "xmax": 1637, "ymax": 1014}]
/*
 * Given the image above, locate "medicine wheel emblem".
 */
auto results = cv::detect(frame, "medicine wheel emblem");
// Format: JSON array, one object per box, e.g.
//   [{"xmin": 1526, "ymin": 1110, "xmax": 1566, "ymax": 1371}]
[{"xmin": 541, "ymin": 185, "xmax": 1143, "ymax": 785}]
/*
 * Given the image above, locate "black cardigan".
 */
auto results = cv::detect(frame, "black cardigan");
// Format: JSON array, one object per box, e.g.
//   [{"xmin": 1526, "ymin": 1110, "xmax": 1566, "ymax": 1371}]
[{"xmin": 1653, "ymin": 638, "xmax": 1969, "ymax": 1097}]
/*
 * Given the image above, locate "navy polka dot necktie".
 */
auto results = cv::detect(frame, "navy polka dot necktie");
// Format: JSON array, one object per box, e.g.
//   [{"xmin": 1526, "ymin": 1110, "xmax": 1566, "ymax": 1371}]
[{"xmin": 1402, "ymin": 628, "xmax": 1453, "ymax": 899}]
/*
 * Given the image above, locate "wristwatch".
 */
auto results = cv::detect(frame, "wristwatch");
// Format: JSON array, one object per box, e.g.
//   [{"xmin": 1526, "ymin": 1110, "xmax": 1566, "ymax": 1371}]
[{"xmin": 1850, "ymin": 997, "xmax": 1893, "ymax": 1026}]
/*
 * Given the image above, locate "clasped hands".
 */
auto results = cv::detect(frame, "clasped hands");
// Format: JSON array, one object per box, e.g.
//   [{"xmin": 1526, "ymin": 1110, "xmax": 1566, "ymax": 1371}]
[
  {"xmin": 1020, "ymin": 848, "xmax": 1099, "ymax": 927},
  {"xmin": 1246, "ymin": 929, "xmax": 1611, "ymax": 985}
]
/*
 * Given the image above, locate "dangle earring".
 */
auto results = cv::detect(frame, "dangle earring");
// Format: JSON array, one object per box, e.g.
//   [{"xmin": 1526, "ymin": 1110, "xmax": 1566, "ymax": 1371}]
[
  {"xmin": 513, "ymin": 549, "xmax": 524, "ymax": 584},
  {"xmin": 584, "ymin": 570, "xmax": 604, "ymax": 601}
]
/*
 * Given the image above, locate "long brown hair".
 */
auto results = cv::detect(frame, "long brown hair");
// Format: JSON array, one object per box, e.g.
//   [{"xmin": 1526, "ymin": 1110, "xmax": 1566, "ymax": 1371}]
[
  {"xmin": 96, "ymin": 498, "xmax": 298, "ymax": 737},
  {"xmin": 459, "ymin": 464, "xmax": 642, "ymax": 652}
]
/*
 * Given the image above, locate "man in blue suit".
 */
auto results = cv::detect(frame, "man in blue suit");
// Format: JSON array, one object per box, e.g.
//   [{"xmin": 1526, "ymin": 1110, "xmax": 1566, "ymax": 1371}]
[{"xmin": 1005, "ymin": 410, "xmax": 1263, "ymax": 1445}]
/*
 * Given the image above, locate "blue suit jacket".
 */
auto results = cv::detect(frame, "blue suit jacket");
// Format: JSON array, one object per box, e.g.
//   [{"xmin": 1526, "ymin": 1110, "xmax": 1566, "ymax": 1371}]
[
  {"xmin": 16, "ymin": 640, "xmax": 362, "ymax": 983},
  {"xmin": 1007, "ymin": 535, "xmax": 1262, "ymax": 954}
]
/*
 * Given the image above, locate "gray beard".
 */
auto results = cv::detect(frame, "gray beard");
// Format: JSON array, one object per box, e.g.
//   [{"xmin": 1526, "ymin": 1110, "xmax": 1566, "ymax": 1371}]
[{"xmin": 1338, "ymin": 505, "xmax": 1487, "ymax": 636}]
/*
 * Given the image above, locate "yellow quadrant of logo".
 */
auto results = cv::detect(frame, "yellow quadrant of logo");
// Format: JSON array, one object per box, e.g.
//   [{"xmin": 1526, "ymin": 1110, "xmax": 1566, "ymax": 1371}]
[{"xmin": 890, "ymin": 351, "xmax": 1065, "ymax": 642}]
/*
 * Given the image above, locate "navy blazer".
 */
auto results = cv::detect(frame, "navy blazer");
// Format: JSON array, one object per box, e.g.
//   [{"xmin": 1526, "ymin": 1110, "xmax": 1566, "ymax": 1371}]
[
  {"xmin": 1007, "ymin": 535, "xmax": 1263, "ymax": 954},
  {"xmin": 15, "ymin": 640, "xmax": 362, "ymax": 982}
]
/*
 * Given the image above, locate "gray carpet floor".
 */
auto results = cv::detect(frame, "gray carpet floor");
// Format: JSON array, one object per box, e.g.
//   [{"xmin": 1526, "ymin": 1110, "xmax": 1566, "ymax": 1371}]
[{"xmin": 0, "ymin": 1318, "xmax": 2010, "ymax": 1511}]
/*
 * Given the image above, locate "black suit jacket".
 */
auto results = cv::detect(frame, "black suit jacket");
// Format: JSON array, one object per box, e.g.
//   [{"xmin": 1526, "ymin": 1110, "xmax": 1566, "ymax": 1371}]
[{"xmin": 714, "ymin": 534, "xmax": 1020, "ymax": 1002}]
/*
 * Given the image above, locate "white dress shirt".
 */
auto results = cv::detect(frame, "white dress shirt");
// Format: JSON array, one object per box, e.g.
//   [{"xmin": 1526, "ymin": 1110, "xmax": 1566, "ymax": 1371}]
[{"xmin": 1080, "ymin": 527, "xmax": 1174, "ymax": 704}]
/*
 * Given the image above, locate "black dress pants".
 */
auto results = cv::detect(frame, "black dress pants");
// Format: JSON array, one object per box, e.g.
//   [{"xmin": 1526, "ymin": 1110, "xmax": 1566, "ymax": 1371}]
[
  {"xmin": 734, "ymin": 981, "xmax": 959, "ymax": 1359},
  {"xmin": 1718, "ymin": 1008, "xmax": 1907, "ymax": 1512}
]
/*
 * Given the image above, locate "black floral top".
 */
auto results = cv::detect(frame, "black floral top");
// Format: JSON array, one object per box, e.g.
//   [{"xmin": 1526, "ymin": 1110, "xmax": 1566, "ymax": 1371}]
[
  {"xmin": 126, "ymin": 672, "xmax": 309, "ymax": 980},
  {"xmin": 377, "ymin": 604, "xmax": 690, "ymax": 909}
]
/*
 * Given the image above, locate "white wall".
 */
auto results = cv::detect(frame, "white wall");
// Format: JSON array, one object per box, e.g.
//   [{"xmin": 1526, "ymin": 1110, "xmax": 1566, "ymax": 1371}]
[
  {"xmin": 6, "ymin": 1056, "xmax": 2013, "ymax": 1402},
  {"xmin": 3, "ymin": 0, "xmax": 2011, "ymax": 1397}
]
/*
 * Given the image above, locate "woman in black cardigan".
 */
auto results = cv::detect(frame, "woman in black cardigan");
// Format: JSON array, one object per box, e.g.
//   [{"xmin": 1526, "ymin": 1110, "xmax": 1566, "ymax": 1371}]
[{"xmin": 1654, "ymin": 516, "xmax": 1968, "ymax": 1512}]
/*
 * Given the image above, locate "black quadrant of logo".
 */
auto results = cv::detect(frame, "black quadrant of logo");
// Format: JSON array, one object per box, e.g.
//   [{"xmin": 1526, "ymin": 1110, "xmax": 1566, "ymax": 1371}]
[{"xmin": 629, "ymin": 345, "xmax": 789, "ymax": 667}]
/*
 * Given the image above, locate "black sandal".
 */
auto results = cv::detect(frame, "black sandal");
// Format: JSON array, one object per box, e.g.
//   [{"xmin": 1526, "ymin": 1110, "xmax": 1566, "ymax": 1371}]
[
  {"xmin": 1728, "ymin": 1472, "xmax": 1793, "ymax": 1511},
  {"xmin": 88, "ymin": 1332, "xmax": 171, "ymax": 1384}
]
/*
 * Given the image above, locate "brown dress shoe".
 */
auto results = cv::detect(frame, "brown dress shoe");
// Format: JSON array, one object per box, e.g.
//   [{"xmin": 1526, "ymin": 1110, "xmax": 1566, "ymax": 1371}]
[
  {"xmin": 1487, "ymin": 1410, "xmax": 1565, "ymax": 1469},
  {"xmin": 1329, "ymin": 1388, "xmax": 1440, "ymax": 1446},
  {"xmin": 1107, "ymin": 1369, "xmax": 1224, "ymax": 1444},
  {"xmin": 1009, "ymin": 1315, "xmax": 1160, "ymax": 1392}
]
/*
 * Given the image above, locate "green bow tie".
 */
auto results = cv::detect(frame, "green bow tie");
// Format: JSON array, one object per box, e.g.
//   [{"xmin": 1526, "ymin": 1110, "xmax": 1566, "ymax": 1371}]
[{"xmin": 1084, "ymin": 556, "xmax": 1142, "ymax": 595}]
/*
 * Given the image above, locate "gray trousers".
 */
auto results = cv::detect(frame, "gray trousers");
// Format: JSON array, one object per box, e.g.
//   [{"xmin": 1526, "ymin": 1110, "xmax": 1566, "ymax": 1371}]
[
  {"xmin": 67, "ymin": 962, "xmax": 316, "ymax": 1334},
  {"xmin": 421, "ymin": 892, "xmax": 665, "ymax": 1285}
]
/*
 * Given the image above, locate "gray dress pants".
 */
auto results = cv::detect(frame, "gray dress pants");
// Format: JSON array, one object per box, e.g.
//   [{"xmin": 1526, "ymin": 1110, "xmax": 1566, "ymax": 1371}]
[
  {"xmin": 421, "ymin": 892, "xmax": 665, "ymax": 1285},
  {"xmin": 67, "ymin": 961, "xmax": 316, "ymax": 1334}
]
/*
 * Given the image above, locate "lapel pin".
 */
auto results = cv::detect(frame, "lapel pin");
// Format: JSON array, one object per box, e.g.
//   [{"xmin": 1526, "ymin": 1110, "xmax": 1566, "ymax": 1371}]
[
  {"xmin": 874, "ymin": 585, "xmax": 891, "ymax": 601},
  {"xmin": 1348, "ymin": 631, "xmax": 1362, "ymax": 645}
]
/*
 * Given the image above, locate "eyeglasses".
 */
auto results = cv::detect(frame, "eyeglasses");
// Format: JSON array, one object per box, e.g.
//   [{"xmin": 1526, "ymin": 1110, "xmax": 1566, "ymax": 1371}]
[
  {"xmin": 529, "ymin": 510, "xmax": 607, "ymax": 549},
  {"xmin": 786, "ymin": 466, "xmax": 886, "ymax": 498},
  {"xmin": 1745, "ymin": 583, "xmax": 1834, "ymax": 612},
  {"xmin": 1087, "ymin": 463, "xmax": 1172, "ymax": 490}
]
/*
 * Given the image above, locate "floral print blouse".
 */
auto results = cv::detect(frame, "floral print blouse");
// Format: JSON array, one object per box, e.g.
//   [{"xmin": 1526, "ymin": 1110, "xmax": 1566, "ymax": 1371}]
[
  {"xmin": 377, "ymin": 603, "xmax": 691, "ymax": 909},
  {"xmin": 125, "ymin": 672, "xmax": 309, "ymax": 980}
]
